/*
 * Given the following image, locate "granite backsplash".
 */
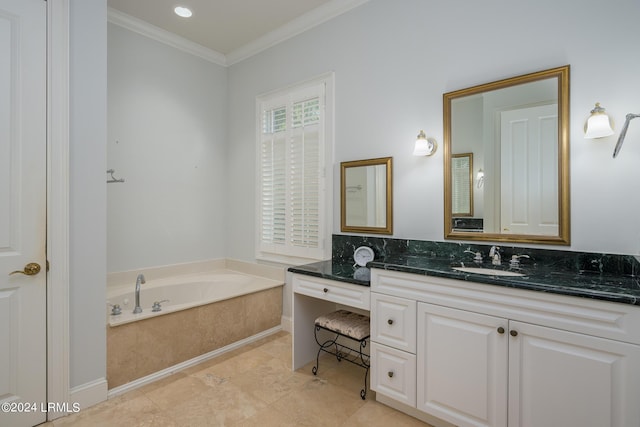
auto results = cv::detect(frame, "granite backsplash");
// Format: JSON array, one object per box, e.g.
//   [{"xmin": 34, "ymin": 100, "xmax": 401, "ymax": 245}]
[{"xmin": 332, "ymin": 234, "xmax": 640, "ymax": 277}]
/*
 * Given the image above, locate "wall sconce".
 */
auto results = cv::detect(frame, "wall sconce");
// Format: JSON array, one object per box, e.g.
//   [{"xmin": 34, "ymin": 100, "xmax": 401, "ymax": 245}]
[
  {"xmin": 476, "ymin": 169, "xmax": 484, "ymax": 188},
  {"xmin": 413, "ymin": 130, "xmax": 437, "ymax": 156},
  {"xmin": 584, "ymin": 103, "xmax": 640, "ymax": 158},
  {"xmin": 584, "ymin": 103, "xmax": 614, "ymax": 139}
]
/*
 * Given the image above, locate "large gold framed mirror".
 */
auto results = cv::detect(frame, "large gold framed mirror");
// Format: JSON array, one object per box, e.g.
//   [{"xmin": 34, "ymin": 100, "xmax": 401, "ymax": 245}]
[
  {"xmin": 341, "ymin": 157, "xmax": 393, "ymax": 234},
  {"xmin": 444, "ymin": 65, "xmax": 570, "ymax": 244}
]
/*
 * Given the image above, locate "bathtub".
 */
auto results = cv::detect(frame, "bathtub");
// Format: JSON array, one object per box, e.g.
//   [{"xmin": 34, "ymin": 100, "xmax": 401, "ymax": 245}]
[
  {"xmin": 107, "ymin": 270, "xmax": 282, "ymax": 326},
  {"xmin": 106, "ymin": 267, "xmax": 284, "ymax": 389}
]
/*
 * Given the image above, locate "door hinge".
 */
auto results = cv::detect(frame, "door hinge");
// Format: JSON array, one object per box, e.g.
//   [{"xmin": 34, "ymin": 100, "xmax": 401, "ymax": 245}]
[{"xmin": 46, "ymin": 259, "xmax": 50, "ymax": 272}]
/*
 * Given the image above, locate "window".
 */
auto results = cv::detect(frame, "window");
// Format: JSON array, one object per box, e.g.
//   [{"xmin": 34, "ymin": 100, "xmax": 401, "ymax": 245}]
[{"xmin": 256, "ymin": 75, "xmax": 333, "ymax": 263}]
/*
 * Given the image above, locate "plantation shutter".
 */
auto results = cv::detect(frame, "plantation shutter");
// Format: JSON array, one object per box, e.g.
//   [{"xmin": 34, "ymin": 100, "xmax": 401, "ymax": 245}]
[{"xmin": 258, "ymin": 82, "xmax": 326, "ymax": 260}]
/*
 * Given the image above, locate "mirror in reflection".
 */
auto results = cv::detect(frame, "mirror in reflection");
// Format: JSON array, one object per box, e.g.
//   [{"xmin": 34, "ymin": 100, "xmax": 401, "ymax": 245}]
[
  {"xmin": 444, "ymin": 65, "xmax": 570, "ymax": 245},
  {"xmin": 451, "ymin": 153, "xmax": 473, "ymax": 217},
  {"xmin": 341, "ymin": 157, "xmax": 393, "ymax": 234}
]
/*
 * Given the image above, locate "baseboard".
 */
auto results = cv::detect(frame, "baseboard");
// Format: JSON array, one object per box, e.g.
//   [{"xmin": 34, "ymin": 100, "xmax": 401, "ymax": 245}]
[
  {"xmin": 107, "ymin": 325, "xmax": 283, "ymax": 398},
  {"xmin": 376, "ymin": 394, "xmax": 456, "ymax": 427},
  {"xmin": 69, "ymin": 378, "xmax": 108, "ymax": 412},
  {"xmin": 281, "ymin": 315, "xmax": 292, "ymax": 333}
]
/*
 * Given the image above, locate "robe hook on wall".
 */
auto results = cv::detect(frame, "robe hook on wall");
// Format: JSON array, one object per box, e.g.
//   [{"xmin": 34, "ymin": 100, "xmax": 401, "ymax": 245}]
[{"xmin": 107, "ymin": 169, "xmax": 125, "ymax": 183}]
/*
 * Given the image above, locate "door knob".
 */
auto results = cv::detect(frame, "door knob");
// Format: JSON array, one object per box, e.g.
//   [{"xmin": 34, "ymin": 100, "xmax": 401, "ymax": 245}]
[{"xmin": 9, "ymin": 262, "xmax": 41, "ymax": 276}]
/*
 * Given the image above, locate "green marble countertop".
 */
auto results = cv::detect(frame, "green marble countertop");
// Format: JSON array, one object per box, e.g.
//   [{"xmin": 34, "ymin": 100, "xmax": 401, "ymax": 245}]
[
  {"xmin": 289, "ymin": 256, "xmax": 640, "ymax": 306},
  {"xmin": 289, "ymin": 260, "xmax": 371, "ymax": 286}
]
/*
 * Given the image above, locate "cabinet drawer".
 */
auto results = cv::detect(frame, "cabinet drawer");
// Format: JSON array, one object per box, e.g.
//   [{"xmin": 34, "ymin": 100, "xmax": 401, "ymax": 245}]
[
  {"xmin": 292, "ymin": 274, "xmax": 370, "ymax": 310},
  {"xmin": 371, "ymin": 292, "xmax": 416, "ymax": 353},
  {"xmin": 371, "ymin": 342, "xmax": 416, "ymax": 407}
]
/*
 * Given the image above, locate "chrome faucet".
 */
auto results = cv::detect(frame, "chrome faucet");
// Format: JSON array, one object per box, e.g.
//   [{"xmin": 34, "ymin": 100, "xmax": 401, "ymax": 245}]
[
  {"xmin": 489, "ymin": 246, "xmax": 501, "ymax": 265},
  {"xmin": 133, "ymin": 273, "xmax": 145, "ymax": 314},
  {"xmin": 463, "ymin": 249, "xmax": 483, "ymax": 264}
]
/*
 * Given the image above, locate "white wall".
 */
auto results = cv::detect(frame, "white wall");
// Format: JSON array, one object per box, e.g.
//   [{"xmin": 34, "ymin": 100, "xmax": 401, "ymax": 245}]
[
  {"xmin": 226, "ymin": 0, "xmax": 640, "ymax": 259},
  {"xmin": 69, "ymin": 0, "xmax": 107, "ymax": 389},
  {"xmin": 107, "ymin": 24, "xmax": 228, "ymax": 273}
]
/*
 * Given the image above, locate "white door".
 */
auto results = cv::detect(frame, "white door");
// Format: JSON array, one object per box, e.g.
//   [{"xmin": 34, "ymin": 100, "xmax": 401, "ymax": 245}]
[
  {"xmin": 417, "ymin": 303, "xmax": 508, "ymax": 427},
  {"xmin": 508, "ymin": 321, "xmax": 640, "ymax": 427},
  {"xmin": 0, "ymin": 0, "xmax": 47, "ymax": 426},
  {"xmin": 500, "ymin": 104, "xmax": 558, "ymax": 235}
]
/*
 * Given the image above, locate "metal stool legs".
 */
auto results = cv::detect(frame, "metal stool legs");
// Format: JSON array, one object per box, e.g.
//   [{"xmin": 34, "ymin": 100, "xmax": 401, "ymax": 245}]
[{"xmin": 311, "ymin": 324, "xmax": 370, "ymax": 399}]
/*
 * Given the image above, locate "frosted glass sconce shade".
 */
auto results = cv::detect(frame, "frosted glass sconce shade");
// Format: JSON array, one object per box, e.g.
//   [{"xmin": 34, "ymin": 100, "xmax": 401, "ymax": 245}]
[
  {"xmin": 174, "ymin": 6, "xmax": 193, "ymax": 18},
  {"xmin": 413, "ymin": 130, "xmax": 437, "ymax": 156},
  {"xmin": 585, "ymin": 103, "xmax": 614, "ymax": 139}
]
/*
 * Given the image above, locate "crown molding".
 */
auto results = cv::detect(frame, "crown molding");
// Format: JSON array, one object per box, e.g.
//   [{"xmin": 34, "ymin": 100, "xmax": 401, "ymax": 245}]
[
  {"xmin": 226, "ymin": 0, "xmax": 370, "ymax": 66},
  {"xmin": 107, "ymin": 8, "xmax": 227, "ymax": 66},
  {"xmin": 107, "ymin": 0, "xmax": 370, "ymax": 67}
]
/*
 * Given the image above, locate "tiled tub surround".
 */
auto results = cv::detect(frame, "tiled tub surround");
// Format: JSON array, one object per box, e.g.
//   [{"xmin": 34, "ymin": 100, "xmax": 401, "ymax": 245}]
[
  {"xmin": 107, "ymin": 286, "xmax": 283, "ymax": 389},
  {"xmin": 327, "ymin": 235, "xmax": 640, "ymax": 305},
  {"xmin": 107, "ymin": 260, "xmax": 284, "ymax": 390}
]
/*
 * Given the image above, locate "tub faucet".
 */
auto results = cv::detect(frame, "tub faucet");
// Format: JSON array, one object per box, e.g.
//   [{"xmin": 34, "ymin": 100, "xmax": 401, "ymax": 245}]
[{"xmin": 133, "ymin": 273, "xmax": 145, "ymax": 314}]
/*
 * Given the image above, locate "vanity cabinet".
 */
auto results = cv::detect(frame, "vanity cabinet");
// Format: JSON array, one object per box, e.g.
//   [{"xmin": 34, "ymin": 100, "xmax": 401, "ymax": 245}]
[{"xmin": 371, "ymin": 268, "xmax": 640, "ymax": 427}]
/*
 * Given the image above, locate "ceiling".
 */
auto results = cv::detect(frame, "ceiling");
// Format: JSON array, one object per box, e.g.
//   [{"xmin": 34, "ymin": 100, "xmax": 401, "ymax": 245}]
[{"xmin": 107, "ymin": 0, "xmax": 337, "ymax": 55}]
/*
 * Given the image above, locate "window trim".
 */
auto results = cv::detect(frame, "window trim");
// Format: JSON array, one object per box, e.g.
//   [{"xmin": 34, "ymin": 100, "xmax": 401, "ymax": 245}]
[{"xmin": 255, "ymin": 73, "xmax": 334, "ymax": 265}]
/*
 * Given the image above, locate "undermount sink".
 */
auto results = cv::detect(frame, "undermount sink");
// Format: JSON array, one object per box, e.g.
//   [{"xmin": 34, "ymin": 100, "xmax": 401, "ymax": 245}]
[{"xmin": 452, "ymin": 266, "xmax": 526, "ymax": 277}]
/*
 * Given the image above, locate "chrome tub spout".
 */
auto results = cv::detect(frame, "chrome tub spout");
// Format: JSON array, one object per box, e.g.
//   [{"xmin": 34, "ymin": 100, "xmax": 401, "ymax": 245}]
[{"xmin": 133, "ymin": 273, "xmax": 145, "ymax": 314}]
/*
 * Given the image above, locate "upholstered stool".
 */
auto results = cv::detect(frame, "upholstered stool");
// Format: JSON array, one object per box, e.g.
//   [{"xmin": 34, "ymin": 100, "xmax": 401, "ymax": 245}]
[{"xmin": 312, "ymin": 309, "xmax": 370, "ymax": 399}]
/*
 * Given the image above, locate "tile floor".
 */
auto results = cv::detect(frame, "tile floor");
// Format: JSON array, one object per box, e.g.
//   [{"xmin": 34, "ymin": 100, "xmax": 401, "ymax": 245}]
[{"xmin": 44, "ymin": 331, "xmax": 431, "ymax": 426}]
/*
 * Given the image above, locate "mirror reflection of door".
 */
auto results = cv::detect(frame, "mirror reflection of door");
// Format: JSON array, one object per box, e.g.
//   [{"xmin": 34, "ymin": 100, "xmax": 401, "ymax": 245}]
[{"xmin": 500, "ymin": 104, "xmax": 558, "ymax": 235}]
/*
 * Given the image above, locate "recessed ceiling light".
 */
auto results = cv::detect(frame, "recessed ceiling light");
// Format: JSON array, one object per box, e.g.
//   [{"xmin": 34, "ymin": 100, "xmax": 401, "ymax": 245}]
[{"xmin": 174, "ymin": 6, "xmax": 192, "ymax": 18}]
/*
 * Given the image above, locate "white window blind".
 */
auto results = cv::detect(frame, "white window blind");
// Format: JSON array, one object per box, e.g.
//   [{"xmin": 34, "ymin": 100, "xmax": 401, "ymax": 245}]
[{"xmin": 257, "ymin": 79, "xmax": 331, "ymax": 262}]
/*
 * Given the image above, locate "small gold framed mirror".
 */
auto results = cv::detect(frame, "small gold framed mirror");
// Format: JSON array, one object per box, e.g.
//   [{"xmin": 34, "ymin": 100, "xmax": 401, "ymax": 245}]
[
  {"xmin": 341, "ymin": 157, "xmax": 393, "ymax": 234},
  {"xmin": 451, "ymin": 153, "xmax": 473, "ymax": 217}
]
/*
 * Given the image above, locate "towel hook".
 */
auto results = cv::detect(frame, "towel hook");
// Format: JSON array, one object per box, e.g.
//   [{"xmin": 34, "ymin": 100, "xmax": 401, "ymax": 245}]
[{"xmin": 107, "ymin": 169, "xmax": 125, "ymax": 183}]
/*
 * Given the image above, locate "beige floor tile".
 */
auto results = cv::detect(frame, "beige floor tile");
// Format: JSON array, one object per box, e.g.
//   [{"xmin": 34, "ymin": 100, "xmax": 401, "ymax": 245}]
[
  {"xmin": 232, "ymin": 356, "xmax": 310, "ymax": 404},
  {"xmin": 144, "ymin": 374, "xmax": 212, "ymax": 408},
  {"xmin": 163, "ymin": 381, "xmax": 267, "ymax": 426},
  {"xmin": 234, "ymin": 406, "xmax": 299, "ymax": 427},
  {"xmin": 45, "ymin": 332, "xmax": 432, "ymax": 427},
  {"xmin": 270, "ymin": 378, "xmax": 367, "ymax": 427},
  {"xmin": 50, "ymin": 394, "xmax": 164, "ymax": 427}
]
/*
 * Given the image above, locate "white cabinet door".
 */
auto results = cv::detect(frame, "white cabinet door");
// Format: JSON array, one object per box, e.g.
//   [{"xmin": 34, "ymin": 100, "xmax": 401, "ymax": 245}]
[
  {"xmin": 417, "ymin": 303, "xmax": 508, "ymax": 427},
  {"xmin": 508, "ymin": 321, "xmax": 640, "ymax": 427}
]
